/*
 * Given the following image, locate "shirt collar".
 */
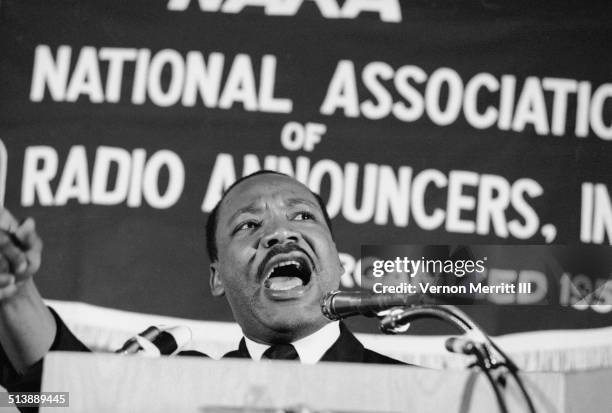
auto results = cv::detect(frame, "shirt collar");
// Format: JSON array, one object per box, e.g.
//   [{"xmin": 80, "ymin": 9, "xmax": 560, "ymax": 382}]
[{"xmin": 243, "ymin": 321, "xmax": 340, "ymax": 364}]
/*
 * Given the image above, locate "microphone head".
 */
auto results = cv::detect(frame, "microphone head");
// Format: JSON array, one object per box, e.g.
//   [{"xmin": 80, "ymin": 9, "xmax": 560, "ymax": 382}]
[
  {"xmin": 320, "ymin": 290, "xmax": 343, "ymax": 320},
  {"xmin": 140, "ymin": 326, "xmax": 162, "ymax": 341},
  {"xmin": 152, "ymin": 326, "xmax": 192, "ymax": 356},
  {"xmin": 321, "ymin": 290, "xmax": 417, "ymax": 320},
  {"xmin": 166, "ymin": 326, "xmax": 192, "ymax": 349}
]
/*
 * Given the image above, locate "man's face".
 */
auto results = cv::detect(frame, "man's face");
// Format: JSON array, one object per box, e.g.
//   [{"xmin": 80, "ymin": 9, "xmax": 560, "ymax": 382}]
[{"xmin": 211, "ymin": 174, "xmax": 343, "ymax": 343}]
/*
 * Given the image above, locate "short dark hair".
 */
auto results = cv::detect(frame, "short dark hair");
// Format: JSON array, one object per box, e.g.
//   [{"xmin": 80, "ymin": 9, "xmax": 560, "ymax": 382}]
[{"xmin": 205, "ymin": 170, "xmax": 333, "ymax": 262}]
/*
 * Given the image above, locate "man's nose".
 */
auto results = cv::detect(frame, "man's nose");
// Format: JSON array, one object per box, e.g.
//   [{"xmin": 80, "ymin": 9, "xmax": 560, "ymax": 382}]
[{"xmin": 260, "ymin": 222, "xmax": 299, "ymax": 248}]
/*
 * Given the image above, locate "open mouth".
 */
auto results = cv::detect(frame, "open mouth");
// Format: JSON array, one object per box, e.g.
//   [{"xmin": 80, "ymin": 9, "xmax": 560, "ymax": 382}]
[{"xmin": 263, "ymin": 257, "xmax": 312, "ymax": 291}]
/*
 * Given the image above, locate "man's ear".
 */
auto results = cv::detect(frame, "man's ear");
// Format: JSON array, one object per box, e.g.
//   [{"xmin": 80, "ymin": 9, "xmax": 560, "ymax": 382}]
[{"xmin": 209, "ymin": 262, "xmax": 225, "ymax": 296}]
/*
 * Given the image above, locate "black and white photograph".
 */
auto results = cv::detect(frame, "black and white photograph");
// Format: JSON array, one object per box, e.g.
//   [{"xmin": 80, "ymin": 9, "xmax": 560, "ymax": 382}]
[{"xmin": 0, "ymin": 1, "xmax": 611, "ymax": 412}]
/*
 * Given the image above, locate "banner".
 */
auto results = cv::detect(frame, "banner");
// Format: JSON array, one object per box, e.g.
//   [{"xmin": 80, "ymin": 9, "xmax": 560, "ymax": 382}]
[{"xmin": 0, "ymin": 0, "xmax": 610, "ymax": 334}]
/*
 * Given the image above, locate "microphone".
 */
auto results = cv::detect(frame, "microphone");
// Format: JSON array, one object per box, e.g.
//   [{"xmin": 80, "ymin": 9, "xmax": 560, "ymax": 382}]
[
  {"xmin": 320, "ymin": 290, "xmax": 424, "ymax": 320},
  {"xmin": 115, "ymin": 326, "xmax": 161, "ymax": 355},
  {"xmin": 115, "ymin": 325, "xmax": 192, "ymax": 356},
  {"xmin": 151, "ymin": 326, "xmax": 192, "ymax": 356}
]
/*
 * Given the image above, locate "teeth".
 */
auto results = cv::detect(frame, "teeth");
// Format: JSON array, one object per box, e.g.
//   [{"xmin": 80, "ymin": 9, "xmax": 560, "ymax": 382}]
[{"xmin": 264, "ymin": 260, "xmax": 302, "ymax": 280}]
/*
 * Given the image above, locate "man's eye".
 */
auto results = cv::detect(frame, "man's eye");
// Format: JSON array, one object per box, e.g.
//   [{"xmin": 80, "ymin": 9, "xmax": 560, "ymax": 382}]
[
  {"xmin": 235, "ymin": 221, "xmax": 259, "ymax": 232},
  {"xmin": 294, "ymin": 212, "xmax": 315, "ymax": 221}
]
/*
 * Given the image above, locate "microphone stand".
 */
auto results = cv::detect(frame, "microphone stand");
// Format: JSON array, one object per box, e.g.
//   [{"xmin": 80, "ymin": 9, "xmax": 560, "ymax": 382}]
[{"xmin": 377, "ymin": 305, "xmax": 536, "ymax": 413}]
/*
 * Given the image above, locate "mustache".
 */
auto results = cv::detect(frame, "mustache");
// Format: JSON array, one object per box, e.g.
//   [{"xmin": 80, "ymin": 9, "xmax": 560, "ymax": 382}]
[{"xmin": 257, "ymin": 244, "xmax": 314, "ymax": 280}]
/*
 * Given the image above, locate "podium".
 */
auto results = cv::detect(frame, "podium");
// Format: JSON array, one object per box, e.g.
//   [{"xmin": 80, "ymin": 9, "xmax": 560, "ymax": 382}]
[{"xmin": 40, "ymin": 352, "xmax": 612, "ymax": 413}]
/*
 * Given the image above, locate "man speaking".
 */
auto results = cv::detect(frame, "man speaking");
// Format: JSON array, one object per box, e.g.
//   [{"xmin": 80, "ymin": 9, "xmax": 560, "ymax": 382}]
[{"xmin": 0, "ymin": 171, "xmax": 402, "ymax": 394}]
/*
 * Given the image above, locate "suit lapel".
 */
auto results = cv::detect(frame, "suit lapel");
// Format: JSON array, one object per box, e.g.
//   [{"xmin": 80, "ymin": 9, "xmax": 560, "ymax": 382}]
[
  {"xmin": 320, "ymin": 322, "xmax": 365, "ymax": 363},
  {"xmin": 223, "ymin": 337, "xmax": 251, "ymax": 359}
]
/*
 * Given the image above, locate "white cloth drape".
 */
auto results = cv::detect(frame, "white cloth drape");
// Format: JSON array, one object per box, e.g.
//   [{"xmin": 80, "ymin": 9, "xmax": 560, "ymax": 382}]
[{"xmin": 47, "ymin": 299, "xmax": 612, "ymax": 372}]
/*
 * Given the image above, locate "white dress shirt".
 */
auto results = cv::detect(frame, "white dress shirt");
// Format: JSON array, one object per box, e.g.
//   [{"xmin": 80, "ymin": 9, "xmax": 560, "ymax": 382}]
[{"xmin": 244, "ymin": 321, "xmax": 340, "ymax": 364}]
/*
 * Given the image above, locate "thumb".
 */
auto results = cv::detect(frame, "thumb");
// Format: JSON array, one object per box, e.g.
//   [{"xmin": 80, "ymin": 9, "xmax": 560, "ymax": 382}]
[{"xmin": 15, "ymin": 218, "xmax": 39, "ymax": 249}]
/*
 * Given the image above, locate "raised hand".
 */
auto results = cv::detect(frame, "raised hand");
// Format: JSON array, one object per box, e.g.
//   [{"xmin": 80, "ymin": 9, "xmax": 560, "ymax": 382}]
[{"xmin": 0, "ymin": 208, "xmax": 42, "ymax": 301}]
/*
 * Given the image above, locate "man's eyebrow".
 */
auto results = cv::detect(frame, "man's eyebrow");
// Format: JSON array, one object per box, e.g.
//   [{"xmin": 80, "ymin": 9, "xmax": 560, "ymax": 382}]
[
  {"xmin": 226, "ymin": 197, "xmax": 320, "ymax": 223},
  {"xmin": 286, "ymin": 197, "xmax": 319, "ymax": 209},
  {"xmin": 227, "ymin": 203, "xmax": 262, "ymax": 224}
]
